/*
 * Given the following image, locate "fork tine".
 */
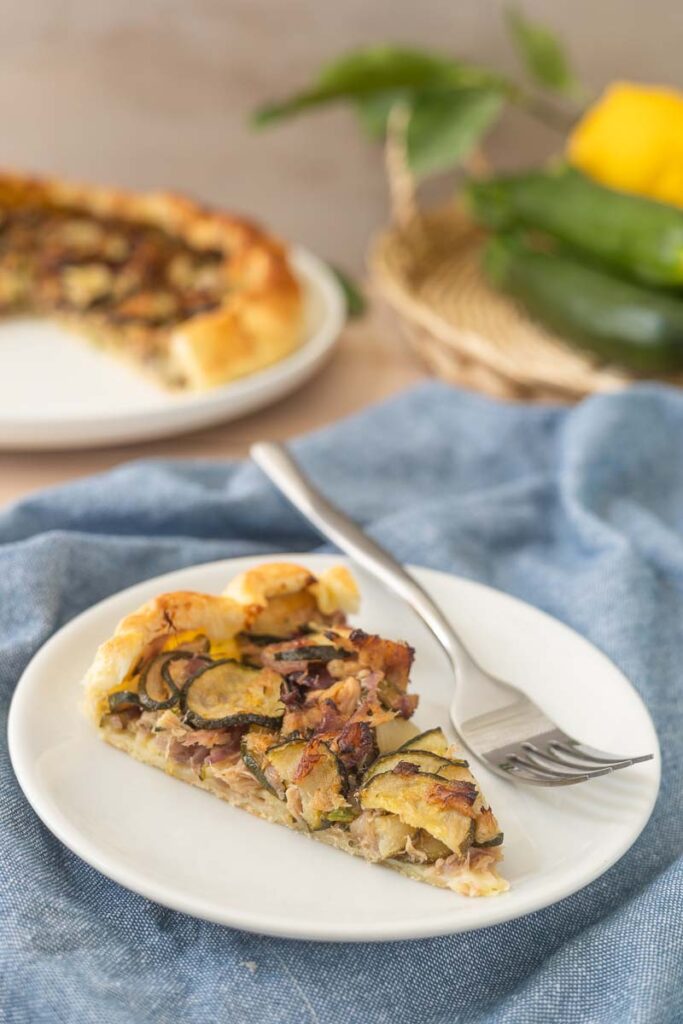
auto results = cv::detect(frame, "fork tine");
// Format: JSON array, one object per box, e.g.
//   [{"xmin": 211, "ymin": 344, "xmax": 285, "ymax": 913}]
[
  {"xmin": 498, "ymin": 759, "xmax": 596, "ymax": 787},
  {"xmin": 545, "ymin": 742, "xmax": 633, "ymax": 771},
  {"xmin": 558, "ymin": 740, "xmax": 654, "ymax": 766},
  {"xmin": 508, "ymin": 750, "xmax": 613, "ymax": 781}
]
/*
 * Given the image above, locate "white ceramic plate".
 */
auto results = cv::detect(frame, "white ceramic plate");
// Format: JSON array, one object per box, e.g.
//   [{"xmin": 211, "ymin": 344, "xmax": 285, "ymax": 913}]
[
  {"xmin": 0, "ymin": 249, "xmax": 344, "ymax": 450},
  {"xmin": 8, "ymin": 554, "xmax": 659, "ymax": 942}
]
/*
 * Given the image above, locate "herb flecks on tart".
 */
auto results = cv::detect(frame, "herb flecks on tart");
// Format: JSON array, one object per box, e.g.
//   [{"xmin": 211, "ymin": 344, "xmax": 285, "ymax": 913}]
[
  {"xmin": 0, "ymin": 172, "xmax": 303, "ymax": 390},
  {"xmin": 83, "ymin": 562, "xmax": 508, "ymax": 898}
]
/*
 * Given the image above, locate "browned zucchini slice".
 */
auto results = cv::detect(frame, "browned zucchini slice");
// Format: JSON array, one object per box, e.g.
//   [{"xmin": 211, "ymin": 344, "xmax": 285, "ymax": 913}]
[
  {"xmin": 266, "ymin": 737, "xmax": 350, "ymax": 830},
  {"xmin": 107, "ymin": 690, "xmax": 141, "ymax": 713},
  {"xmin": 272, "ymin": 644, "xmax": 353, "ymax": 663},
  {"xmin": 363, "ymin": 749, "xmax": 452, "ymax": 784},
  {"xmin": 359, "ymin": 768, "xmax": 477, "ymax": 857},
  {"xmin": 138, "ymin": 652, "xmax": 183, "ymax": 710},
  {"xmin": 375, "ymin": 719, "xmax": 420, "ymax": 753},
  {"xmin": 240, "ymin": 727, "xmax": 281, "ymax": 796},
  {"xmin": 137, "ymin": 648, "xmax": 213, "ymax": 712},
  {"xmin": 398, "ymin": 727, "xmax": 451, "ymax": 756},
  {"xmin": 473, "ymin": 806, "xmax": 504, "ymax": 847},
  {"xmin": 181, "ymin": 660, "xmax": 283, "ymax": 729},
  {"xmin": 435, "ymin": 762, "xmax": 502, "ymax": 843},
  {"xmin": 437, "ymin": 761, "xmax": 481, "ymax": 808},
  {"xmin": 239, "ymin": 632, "xmax": 291, "ymax": 647}
]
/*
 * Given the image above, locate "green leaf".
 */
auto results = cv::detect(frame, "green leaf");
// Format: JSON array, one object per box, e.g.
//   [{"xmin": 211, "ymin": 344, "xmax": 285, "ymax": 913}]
[
  {"xmin": 328, "ymin": 265, "xmax": 367, "ymax": 319},
  {"xmin": 406, "ymin": 88, "xmax": 504, "ymax": 177},
  {"xmin": 252, "ymin": 46, "xmax": 504, "ymax": 126},
  {"xmin": 354, "ymin": 91, "xmax": 407, "ymax": 139},
  {"xmin": 505, "ymin": 7, "xmax": 579, "ymax": 96}
]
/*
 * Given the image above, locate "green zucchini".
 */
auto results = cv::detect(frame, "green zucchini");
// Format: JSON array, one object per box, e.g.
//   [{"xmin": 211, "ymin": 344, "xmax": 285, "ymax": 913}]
[
  {"xmin": 181, "ymin": 660, "xmax": 284, "ymax": 729},
  {"xmin": 265, "ymin": 736, "xmax": 308, "ymax": 778},
  {"xmin": 484, "ymin": 233, "xmax": 683, "ymax": 373},
  {"xmin": 398, "ymin": 727, "xmax": 454, "ymax": 758},
  {"xmin": 375, "ymin": 718, "xmax": 419, "ymax": 753},
  {"xmin": 266, "ymin": 737, "xmax": 350, "ymax": 830},
  {"xmin": 363, "ymin": 749, "xmax": 452, "ymax": 784},
  {"xmin": 107, "ymin": 690, "xmax": 141, "ymax": 713},
  {"xmin": 359, "ymin": 768, "xmax": 476, "ymax": 857},
  {"xmin": 240, "ymin": 727, "xmax": 281, "ymax": 796},
  {"xmin": 138, "ymin": 652, "xmax": 188, "ymax": 711},
  {"xmin": 238, "ymin": 632, "xmax": 287, "ymax": 647},
  {"xmin": 474, "ymin": 806, "xmax": 504, "ymax": 847},
  {"xmin": 433, "ymin": 761, "xmax": 503, "ymax": 845},
  {"xmin": 272, "ymin": 644, "xmax": 353, "ymax": 663},
  {"xmin": 411, "ymin": 830, "xmax": 452, "ymax": 862},
  {"xmin": 324, "ymin": 806, "xmax": 359, "ymax": 824},
  {"xmin": 467, "ymin": 167, "xmax": 683, "ymax": 287}
]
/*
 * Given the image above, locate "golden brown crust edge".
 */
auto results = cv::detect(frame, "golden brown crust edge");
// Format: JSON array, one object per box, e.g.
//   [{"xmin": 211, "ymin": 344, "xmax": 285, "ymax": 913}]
[
  {"xmin": 82, "ymin": 562, "xmax": 360, "ymax": 725},
  {"xmin": 222, "ymin": 562, "xmax": 359, "ymax": 615},
  {"xmin": 0, "ymin": 169, "xmax": 304, "ymax": 390}
]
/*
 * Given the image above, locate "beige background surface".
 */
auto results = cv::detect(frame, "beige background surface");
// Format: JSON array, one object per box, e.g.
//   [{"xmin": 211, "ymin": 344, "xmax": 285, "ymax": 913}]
[
  {"xmin": 3, "ymin": 0, "xmax": 680, "ymax": 274},
  {"xmin": 0, "ymin": 1, "xmax": 679, "ymax": 500}
]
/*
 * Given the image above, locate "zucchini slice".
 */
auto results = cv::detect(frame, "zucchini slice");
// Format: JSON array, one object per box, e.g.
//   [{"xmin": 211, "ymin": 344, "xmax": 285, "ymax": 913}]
[
  {"xmin": 398, "ymin": 727, "xmax": 450, "ymax": 757},
  {"xmin": 181, "ymin": 660, "xmax": 284, "ymax": 729},
  {"xmin": 359, "ymin": 768, "xmax": 477, "ymax": 857},
  {"xmin": 138, "ymin": 652, "xmax": 192, "ymax": 711},
  {"xmin": 473, "ymin": 806, "xmax": 504, "ymax": 847},
  {"xmin": 324, "ymin": 806, "xmax": 358, "ymax": 825},
  {"xmin": 363, "ymin": 749, "xmax": 452, "ymax": 784},
  {"xmin": 239, "ymin": 632, "xmax": 290, "ymax": 647},
  {"xmin": 265, "ymin": 736, "xmax": 307, "ymax": 780},
  {"xmin": 434, "ymin": 762, "xmax": 502, "ymax": 842},
  {"xmin": 266, "ymin": 737, "xmax": 350, "ymax": 830},
  {"xmin": 107, "ymin": 690, "xmax": 141, "ymax": 713},
  {"xmin": 411, "ymin": 829, "xmax": 452, "ymax": 862},
  {"xmin": 272, "ymin": 644, "xmax": 354, "ymax": 664},
  {"xmin": 375, "ymin": 718, "xmax": 419, "ymax": 753},
  {"xmin": 240, "ymin": 727, "xmax": 281, "ymax": 796},
  {"xmin": 437, "ymin": 761, "xmax": 481, "ymax": 812}
]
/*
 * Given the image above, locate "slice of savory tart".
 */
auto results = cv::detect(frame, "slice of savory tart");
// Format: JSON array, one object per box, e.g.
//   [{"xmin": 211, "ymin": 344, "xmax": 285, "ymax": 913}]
[
  {"xmin": 83, "ymin": 562, "xmax": 508, "ymax": 897},
  {"xmin": 0, "ymin": 171, "xmax": 303, "ymax": 390}
]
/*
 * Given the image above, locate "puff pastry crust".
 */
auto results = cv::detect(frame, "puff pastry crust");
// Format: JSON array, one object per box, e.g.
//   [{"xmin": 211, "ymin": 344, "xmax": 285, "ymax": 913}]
[{"xmin": 83, "ymin": 563, "xmax": 356, "ymax": 724}]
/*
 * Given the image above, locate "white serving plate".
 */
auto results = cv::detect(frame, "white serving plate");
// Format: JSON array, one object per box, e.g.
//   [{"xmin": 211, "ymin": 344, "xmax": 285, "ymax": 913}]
[
  {"xmin": 0, "ymin": 249, "xmax": 344, "ymax": 450},
  {"xmin": 8, "ymin": 554, "xmax": 659, "ymax": 942}
]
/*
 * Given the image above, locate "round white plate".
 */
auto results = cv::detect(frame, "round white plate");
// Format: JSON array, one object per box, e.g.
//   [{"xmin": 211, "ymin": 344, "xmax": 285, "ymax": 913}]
[
  {"xmin": 0, "ymin": 249, "xmax": 344, "ymax": 450},
  {"xmin": 8, "ymin": 554, "xmax": 659, "ymax": 942}
]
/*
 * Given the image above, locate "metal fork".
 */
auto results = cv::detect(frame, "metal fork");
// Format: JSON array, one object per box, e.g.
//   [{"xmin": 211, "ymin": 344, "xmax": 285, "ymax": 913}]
[{"xmin": 251, "ymin": 442, "xmax": 654, "ymax": 787}]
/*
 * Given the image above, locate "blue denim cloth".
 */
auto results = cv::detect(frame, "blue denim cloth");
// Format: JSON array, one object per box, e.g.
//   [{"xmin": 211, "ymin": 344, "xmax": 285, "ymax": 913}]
[{"xmin": 1, "ymin": 381, "xmax": 681, "ymax": 1024}]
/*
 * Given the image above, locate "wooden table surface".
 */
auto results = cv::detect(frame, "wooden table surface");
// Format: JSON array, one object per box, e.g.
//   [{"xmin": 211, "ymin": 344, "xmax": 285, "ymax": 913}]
[{"xmin": 0, "ymin": 308, "xmax": 426, "ymax": 507}]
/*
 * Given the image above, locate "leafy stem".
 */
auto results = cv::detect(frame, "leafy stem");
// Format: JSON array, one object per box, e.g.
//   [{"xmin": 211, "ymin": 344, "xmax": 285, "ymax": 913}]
[{"xmin": 250, "ymin": 9, "xmax": 584, "ymax": 183}]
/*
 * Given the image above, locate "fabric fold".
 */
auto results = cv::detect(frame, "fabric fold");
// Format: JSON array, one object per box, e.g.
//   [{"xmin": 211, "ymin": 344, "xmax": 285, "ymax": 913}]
[{"xmin": 1, "ymin": 380, "xmax": 680, "ymax": 1024}]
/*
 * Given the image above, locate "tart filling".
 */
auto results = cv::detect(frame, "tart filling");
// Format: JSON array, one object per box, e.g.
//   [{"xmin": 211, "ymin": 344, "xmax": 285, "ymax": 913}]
[{"xmin": 84, "ymin": 562, "xmax": 508, "ymax": 898}]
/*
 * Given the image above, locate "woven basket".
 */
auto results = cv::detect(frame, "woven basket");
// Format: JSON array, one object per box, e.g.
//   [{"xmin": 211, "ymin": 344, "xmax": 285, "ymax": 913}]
[{"xmin": 371, "ymin": 203, "xmax": 683, "ymax": 404}]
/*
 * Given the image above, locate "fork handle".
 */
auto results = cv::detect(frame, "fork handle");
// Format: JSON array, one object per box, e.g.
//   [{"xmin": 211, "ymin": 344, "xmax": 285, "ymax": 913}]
[{"xmin": 250, "ymin": 442, "xmax": 475, "ymax": 682}]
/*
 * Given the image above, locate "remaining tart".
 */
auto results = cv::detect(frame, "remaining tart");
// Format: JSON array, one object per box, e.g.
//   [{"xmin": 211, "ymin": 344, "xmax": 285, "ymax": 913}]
[
  {"xmin": 83, "ymin": 562, "xmax": 508, "ymax": 897},
  {"xmin": 0, "ymin": 171, "xmax": 303, "ymax": 389}
]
